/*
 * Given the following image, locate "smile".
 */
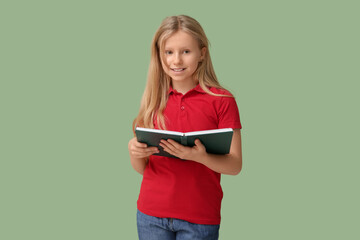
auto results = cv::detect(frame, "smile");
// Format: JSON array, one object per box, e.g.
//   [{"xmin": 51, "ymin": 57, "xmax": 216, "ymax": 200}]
[{"xmin": 171, "ymin": 68, "xmax": 186, "ymax": 72}]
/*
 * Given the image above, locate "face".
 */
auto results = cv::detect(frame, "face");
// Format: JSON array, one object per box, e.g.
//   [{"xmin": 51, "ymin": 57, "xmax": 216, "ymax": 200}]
[{"xmin": 161, "ymin": 30, "xmax": 206, "ymax": 87}]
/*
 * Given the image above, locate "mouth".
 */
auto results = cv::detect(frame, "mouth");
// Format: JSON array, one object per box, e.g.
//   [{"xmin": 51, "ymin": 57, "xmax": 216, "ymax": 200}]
[{"xmin": 171, "ymin": 68, "xmax": 186, "ymax": 72}]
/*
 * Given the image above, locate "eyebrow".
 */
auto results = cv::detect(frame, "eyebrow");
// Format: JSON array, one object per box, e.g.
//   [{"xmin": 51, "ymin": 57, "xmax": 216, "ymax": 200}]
[{"xmin": 164, "ymin": 47, "xmax": 192, "ymax": 50}]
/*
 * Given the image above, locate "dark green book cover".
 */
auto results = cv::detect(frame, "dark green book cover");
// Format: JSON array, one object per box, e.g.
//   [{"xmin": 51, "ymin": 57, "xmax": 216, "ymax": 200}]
[{"xmin": 135, "ymin": 127, "xmax": 233, "ymax": 158}]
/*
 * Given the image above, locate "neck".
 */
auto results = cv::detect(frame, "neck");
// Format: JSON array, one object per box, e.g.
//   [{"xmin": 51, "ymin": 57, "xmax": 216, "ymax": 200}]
[{"xmin": 172, "ymin": 80, "xmax": 198, "ymax": 94}]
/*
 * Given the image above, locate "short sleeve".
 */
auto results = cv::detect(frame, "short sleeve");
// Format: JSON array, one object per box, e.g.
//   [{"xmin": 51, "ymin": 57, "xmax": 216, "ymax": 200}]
[{"xmin": 217, "ymin": 96, "xmax": 242, "ymax": 129}]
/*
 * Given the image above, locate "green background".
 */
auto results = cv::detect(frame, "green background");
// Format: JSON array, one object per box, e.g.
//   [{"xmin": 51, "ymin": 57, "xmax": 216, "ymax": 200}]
[{"xmin": 1, "ymin": 0, "xmax": 359, "ymax": 239}]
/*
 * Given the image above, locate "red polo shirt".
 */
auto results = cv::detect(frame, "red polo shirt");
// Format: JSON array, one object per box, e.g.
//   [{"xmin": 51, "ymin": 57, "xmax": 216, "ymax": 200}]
[{"xmin": 137, "ymin": 84, "xmax": 242, "ymax": 225}]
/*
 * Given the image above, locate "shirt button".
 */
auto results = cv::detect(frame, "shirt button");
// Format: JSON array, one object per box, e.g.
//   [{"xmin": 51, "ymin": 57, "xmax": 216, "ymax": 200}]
[{"xmin": 181, "ymin": 106, "xmax": 185, "ymax": 110}]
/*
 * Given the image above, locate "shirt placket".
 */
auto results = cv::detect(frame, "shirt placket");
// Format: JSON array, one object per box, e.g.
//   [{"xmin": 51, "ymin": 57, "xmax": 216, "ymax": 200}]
[{"xmin": 179, "ymin": 95, "xmax": 186, "ymax": 131}]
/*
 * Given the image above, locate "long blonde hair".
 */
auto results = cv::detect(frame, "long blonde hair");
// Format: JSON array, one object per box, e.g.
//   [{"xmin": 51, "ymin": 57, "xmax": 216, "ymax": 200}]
[{"xmin": 133, "ymin": 15, "xmax": 231, "ymax": 132}]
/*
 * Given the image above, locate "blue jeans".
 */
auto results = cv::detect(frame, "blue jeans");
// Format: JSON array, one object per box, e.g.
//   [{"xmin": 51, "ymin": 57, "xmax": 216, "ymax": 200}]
[{"xmin": 137, "ymin": 210, "xmax": 220, "ymax": 240}]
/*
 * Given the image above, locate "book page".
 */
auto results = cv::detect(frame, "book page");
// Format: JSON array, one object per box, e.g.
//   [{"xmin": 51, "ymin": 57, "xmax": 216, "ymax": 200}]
[
  {"xmin": 135, "ymin": 127, "xmax": 183, "ymax": 136},
  {"xmin": 185, "ymin": 128, "xmax": 233, "ymax": 136}
]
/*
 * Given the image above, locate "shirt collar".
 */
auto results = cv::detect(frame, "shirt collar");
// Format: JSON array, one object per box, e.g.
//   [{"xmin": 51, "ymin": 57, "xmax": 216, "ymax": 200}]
[{"xmin": 168, "ymin": 84, "xmax": 206, "ymax": 95}]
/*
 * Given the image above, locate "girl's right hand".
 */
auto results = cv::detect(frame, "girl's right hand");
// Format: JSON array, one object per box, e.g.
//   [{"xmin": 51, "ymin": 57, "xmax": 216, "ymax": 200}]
[{"xmin": 128, "ymin": 137, "xmax": 159, "ymax": 159}]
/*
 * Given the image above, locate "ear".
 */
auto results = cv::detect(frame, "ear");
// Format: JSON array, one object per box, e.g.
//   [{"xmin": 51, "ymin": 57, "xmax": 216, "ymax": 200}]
[{"xmin": 200, "ymin": 47, "xmax": 207, "ymax": 61}]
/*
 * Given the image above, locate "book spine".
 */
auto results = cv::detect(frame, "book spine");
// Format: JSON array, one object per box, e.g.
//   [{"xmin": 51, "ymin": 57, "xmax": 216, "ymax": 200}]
[{"xmin": 181, "ymin": 134, "xmax": 187, "ymax": 146}]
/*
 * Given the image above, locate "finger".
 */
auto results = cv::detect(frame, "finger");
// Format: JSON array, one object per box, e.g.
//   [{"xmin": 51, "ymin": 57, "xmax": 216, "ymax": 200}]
[
  {"xmin": 131, "ymin": 151, "xmax": 150, "ymax": 158},
  {"xmin": 134, "ymin": 141, "xmax": 148, "ymax": 148},
  {"xmin": 129, "ymin": 139, "xmax": 148, "ymax": 149},
  {"xmin": 166, "ymin": 139, "xmax": 182, "ymax": 147},
  {"xmin": 135, "ymin": 146, "xmax": 159, "ymax": 154},
  {"xmin": 194, "ymin": 139, "xmax": 203, "ymax": 146},
  {"xmin": 131, "ymin": 146, "xmax": 159, "ymax": 155},
  {"xmin": 160, "ymin": 139, "xmax": 179, "ymax": 152},
  {"xmin": 159, "ymin": 142, "xmax": 176, "ymax": 155},
  {"xmin": 159, "ymin": 140, "xmax": 170, "ymax": 151},
  {"xmin": 131, "ymin": 148, "xmax": 159, "ymax": 158},
  {"xmin": 194, "ymin": 139, "xmax": 205, "ymax": 149}
]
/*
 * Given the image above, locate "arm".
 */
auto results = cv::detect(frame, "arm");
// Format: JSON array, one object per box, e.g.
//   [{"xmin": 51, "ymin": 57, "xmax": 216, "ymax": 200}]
[
  {"xmin": 159, "ymin": 128, "xmax": 242, "ymax": 175},
  {"xmin": 128, "ymin": 137, "xmax": 159, "ymax": 175}
]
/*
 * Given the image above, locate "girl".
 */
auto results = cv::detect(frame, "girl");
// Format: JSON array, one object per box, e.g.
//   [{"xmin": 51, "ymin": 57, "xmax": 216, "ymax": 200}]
[{"xmin": 128, "ymin": 15, "xmax": 242, "ymax": 240}]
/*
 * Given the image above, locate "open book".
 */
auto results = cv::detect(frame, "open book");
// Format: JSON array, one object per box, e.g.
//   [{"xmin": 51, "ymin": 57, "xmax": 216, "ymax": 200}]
[{"xmin": 135, "ymin": 127, "xmax": 233, "ymax": 158}]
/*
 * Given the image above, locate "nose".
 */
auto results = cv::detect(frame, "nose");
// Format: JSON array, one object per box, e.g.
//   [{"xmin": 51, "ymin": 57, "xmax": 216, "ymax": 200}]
[{"xmin": 173, "ymin": 53, "xmax": 182, "ymax": 65}]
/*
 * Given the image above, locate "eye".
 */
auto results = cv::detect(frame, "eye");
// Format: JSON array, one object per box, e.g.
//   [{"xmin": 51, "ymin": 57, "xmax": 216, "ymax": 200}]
[
  {"xmin": 165, "ymin": 50, "xmax": 172, "ymax": 55},
  {"xmin": 183, "ymin": 50, "xmax": 190, "ymax": 54}
]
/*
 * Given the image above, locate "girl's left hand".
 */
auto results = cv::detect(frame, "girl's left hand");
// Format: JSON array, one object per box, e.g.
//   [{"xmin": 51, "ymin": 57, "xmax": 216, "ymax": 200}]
[{"xmin": 159, "ymin": 139, "xmax": 207, "ymax": 162}]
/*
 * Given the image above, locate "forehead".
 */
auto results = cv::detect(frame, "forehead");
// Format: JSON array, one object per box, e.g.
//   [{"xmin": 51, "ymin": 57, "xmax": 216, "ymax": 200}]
[{"xmin": 164, "ymin": 30, "xmax": 198, "ymax": 49}]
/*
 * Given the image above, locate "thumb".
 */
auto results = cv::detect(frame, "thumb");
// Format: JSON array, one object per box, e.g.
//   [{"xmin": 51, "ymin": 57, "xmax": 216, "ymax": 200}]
[{"xmin": 194, "ymin": 139, "xmax": 204, "ymax": 148}]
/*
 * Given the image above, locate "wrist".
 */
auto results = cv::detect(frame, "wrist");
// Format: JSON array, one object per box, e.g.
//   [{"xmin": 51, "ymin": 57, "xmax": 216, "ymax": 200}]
[{"xmin": 191, "ymin": 152, "xmax": 208, "ymax": 164}]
